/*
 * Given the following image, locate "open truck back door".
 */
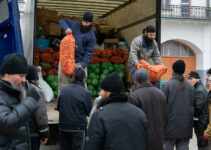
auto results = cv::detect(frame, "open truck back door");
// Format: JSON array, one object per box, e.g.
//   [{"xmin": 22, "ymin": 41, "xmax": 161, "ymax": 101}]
[{"xmin": 0, "ymin": 0, "xmax": 24, "ymax": 66}]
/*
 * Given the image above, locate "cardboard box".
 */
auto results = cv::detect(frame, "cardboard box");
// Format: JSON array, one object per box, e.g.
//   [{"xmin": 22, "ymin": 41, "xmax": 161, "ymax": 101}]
[
  {"xmin": 44, "ymin": 23, "xmax": 61, "ymax": 36},
  {"xmin": 104, "ymin": 38, "xmax": 119, "ymax": 50}
]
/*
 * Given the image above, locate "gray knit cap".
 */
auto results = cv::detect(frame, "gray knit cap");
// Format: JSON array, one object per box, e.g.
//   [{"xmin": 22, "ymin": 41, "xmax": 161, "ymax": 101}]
[{"xmin": 135, "ymin": 68, "xmax": 149, "ymax": 83}]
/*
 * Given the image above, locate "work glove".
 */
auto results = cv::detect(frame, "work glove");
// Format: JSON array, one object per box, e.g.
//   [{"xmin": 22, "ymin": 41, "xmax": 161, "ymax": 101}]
[
  {"xmin": 203, "ymin": 135, "xmax": 208, "ymax": 141},
  {"xmin": 65, "ymin": 28, "xmax": 72, "ymax": 35},
  {"xmin": 27, "ymin": 88, "xmax": 40, "ymax": 102},
  {"xmin": 76, "ymin": 64, "xmax": 85, "ymax": 70}
]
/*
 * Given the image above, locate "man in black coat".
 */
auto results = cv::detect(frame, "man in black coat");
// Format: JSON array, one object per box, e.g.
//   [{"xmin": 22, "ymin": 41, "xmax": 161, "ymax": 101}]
[
  {"xmin": 57, "ymin": 68, "xmax": 92, "ymax": 150},
  {"xmin": 0, "ymin": 53, "xmax": 40, "ymax": 150},
  {"xmin": 161, "ymin": 60, "xmax": 195, "ymax": 150},
  {"xmin": 85, "ymin": 72, "xmax": 148, "ymax": 150},
  {"xmin": 129, "ymin": 68, "xmax": 167, "ymax": 150},
  {"xmin": 186, "ymin": 71, "xmax": 209, "ymax": 149}
]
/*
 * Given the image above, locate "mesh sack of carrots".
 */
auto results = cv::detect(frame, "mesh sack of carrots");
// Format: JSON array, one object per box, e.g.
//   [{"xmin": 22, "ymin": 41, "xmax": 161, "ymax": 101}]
[
  {"xmin": 136, "ymin": 60, "xmax": 167, "ymax": 82},
  {"xmin": 59, "ymin": 33, "xmax": 75, "ymax": 75}
]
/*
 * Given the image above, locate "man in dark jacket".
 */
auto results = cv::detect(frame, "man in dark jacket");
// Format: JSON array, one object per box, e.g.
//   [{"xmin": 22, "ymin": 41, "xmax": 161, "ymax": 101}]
[
  {"xmin": 128, "ymin": 68, "xmax": 167, "ymax": 150},
  {"xmin": 186, "ymin": 71, "xmax": 209, "ymax": 149},
  {"xmin": 206, "ymin": 68, "xmax": 211, "ymax": 83},
  {"xmin": 161, "ymin": 60, "xmax": 195, "ymax": 150},
  {"xmin": 57, "ymin": 68, "xmax": 92, "ymax": 150},
  {"xmin": 58, "ymin": 12, "xmax": 96, "ymax": 89},
  {"xmin": 85, "ymin": 72, "xmax": 148, "ymax": 150},
  {"xmin": 26, "ymin": 65, "xmax": 49, "ymax": 150},
  {"xmin": 0, "ymin": 53, "xmax": 39, "ymax": 150}
]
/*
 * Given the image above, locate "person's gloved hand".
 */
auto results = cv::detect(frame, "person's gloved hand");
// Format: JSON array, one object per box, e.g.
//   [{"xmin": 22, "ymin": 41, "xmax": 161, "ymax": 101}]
[
  {"xmin": 203, "ymin": 135, "xmax": 208, "ymax": 141},
  {"xmin": 76, "ymin": 64, "xmax": 85, "ymax": 70},
  {"xmin": 65, "ymin": 28, "xmax": 72, "ymax": 35},
  {"xmin": 27, "ymin": 88, "xmax": 40, "ymax": 102}
]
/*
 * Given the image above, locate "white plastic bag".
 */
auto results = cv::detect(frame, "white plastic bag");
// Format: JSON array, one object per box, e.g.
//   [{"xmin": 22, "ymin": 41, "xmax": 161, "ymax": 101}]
[{"xmin": 37, "ymin": 66, "xmax": 54, "ymax": 102}]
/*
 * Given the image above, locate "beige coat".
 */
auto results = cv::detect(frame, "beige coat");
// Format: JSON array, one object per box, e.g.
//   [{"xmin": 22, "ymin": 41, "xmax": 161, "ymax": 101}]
[{"xmin": 128, "ymin": 34, "xmax": 162, "ymax": 68}]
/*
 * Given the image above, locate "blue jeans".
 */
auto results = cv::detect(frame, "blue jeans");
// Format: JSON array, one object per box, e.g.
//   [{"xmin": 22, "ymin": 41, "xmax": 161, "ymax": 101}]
[{"xmin": 59, "ymin": 130, "xmax": 85, "ymax": 150}]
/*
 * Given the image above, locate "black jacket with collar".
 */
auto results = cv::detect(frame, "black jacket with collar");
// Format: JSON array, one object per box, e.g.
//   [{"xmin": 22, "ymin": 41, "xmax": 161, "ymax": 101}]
[
  {"xmin": 85, "ymin": 93, "xmax": 148, "ymax": 150},
  {"xmin": 194, "ymin": 80, "xmax": 209, "ymax": 126},
  {"xmin": 57, "ymin": 81, "xmax": 92, "ymax": 131}
]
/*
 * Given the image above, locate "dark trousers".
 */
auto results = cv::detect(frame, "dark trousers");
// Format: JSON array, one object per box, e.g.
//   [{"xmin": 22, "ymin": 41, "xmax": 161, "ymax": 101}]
[
  {"xmin": 31, "ymin": 137, "xmax": 41, "ymax": 150},
  {"xmin": 59, "ymin": 130, "xmax": 85, "ymax": 150},
  {"xmin": 194, "ymin": 120, "xmax": 209, "ymax": 148}
]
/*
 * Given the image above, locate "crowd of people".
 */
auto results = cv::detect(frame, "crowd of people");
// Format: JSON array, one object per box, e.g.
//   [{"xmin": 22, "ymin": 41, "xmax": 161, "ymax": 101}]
[{"xmin": 1, "ymin": 12, "xmax": 211, "ymax": 150}]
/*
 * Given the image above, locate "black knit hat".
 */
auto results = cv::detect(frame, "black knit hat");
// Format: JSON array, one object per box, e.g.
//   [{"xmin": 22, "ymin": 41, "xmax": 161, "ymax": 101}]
[
  {"xmin": 73, "ymin": 68, "xmax": 86, "ymax": 82},
  {"xmin": 145, "ymin": 25, "xmax": 156, "ymax": 33},
  {"xmin": 173, "ymin": 60, "xmax": 185, "ymax": 74},
  {"xmin": 0, "ymin": 53, "xmax": 28, "ymax": 75},
  {"xmin": 100, "ymin": 72, "xmax": 124, "ymax": 93},
  {"xmin": 82, "ymin": 12, "xmax": 93, "ymax": 22},
  {"xmin": 186, "ymin": 71, "xmax": 200, "ymax": 79},
  {"xmin": 26, "ymin": 65, "xmax": 39, "ymax": 81},
  {"xmin": 207, "ymin": 68, "xmax": 211, "ymax": 74}
]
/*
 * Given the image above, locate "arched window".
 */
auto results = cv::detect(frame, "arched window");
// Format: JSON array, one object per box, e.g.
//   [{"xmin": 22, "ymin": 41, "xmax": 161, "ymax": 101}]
[{"xmin": 161, "ymin": 41, "xmax": 195, "ymax": 57}]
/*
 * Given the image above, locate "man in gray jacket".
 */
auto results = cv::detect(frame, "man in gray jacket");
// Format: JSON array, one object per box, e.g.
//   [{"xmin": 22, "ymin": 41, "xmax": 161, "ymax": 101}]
[
  {"xmin": 128, "ymin": 25, "xmax": 162, "ymax": 88},
  {"xmin": 0, "ymin": 53, "xmax": 39, "ymax": 150}
]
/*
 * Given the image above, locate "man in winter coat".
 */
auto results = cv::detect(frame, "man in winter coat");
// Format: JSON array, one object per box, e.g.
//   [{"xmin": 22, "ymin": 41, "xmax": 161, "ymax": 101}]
[
  {"xmin": 128, "ymin": 68, "xmax": 167, "ymax": 150},
  {"xmin": 206, "ymin": 68, "xmax": 211, "ymax": 83},
  {"xmin": 58, "ymin": 12, "xmax": 96, "ymax": 90},
  {"xmin": 26, "ymin": 65, "xmax": 49, "ymax": 150},
  {"xmin": 161, "ymin": 60, "xmax": 195, "ymax": 150},
  {"xmin": 128, "ymin": 25, "xmax": 162, "ymax": 88},
  {"xmin": 57, "ymin": 68, "xmax": 92, "ymax": 150},
  {"xmin": 203, "ymin": 75, "xmax": 211, "ymax": 148},
  {"xmin": 0, "ymin": 53, "xmax": 40, "ymax": 150},
  {"xmin": 186, "ymin": 71, "xmax": 209, "ymax": 149},
  {"xmin": 85, "ymin": 72, "xmax": 148, "ymax": 150}
]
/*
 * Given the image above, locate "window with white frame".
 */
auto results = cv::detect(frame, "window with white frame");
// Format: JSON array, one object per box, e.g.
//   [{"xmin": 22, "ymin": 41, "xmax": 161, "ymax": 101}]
[
  {"xmin": 181, "ymin": 0, "xmax": 190, "ymax": 16},
  {"xmin": 161, "ymin": 41, "xmax": 195, "ymax": 57}
]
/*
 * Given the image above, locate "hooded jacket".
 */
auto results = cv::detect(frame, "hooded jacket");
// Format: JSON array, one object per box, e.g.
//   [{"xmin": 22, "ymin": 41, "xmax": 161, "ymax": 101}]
[{"xmin": 0, "ymin": 79, "xmax": 38, "ymax": 150}]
